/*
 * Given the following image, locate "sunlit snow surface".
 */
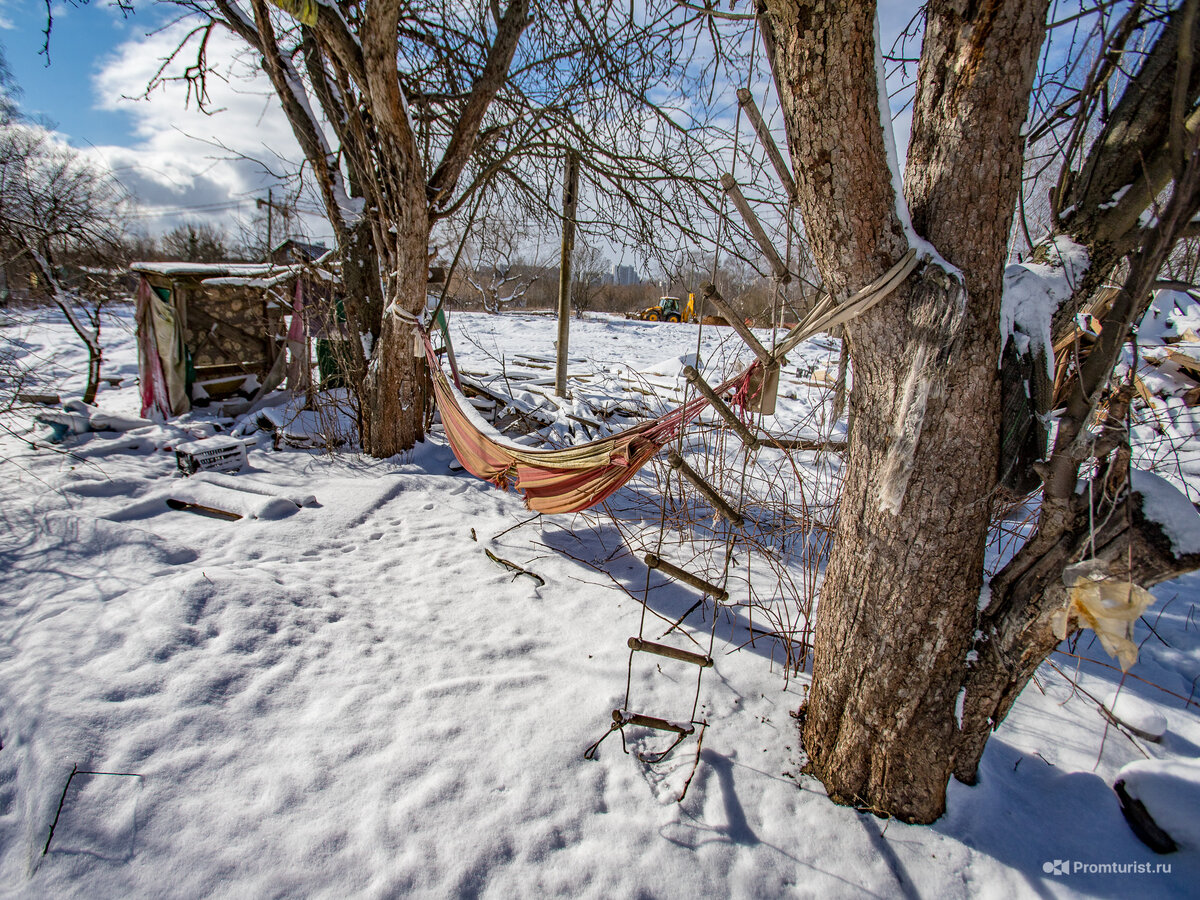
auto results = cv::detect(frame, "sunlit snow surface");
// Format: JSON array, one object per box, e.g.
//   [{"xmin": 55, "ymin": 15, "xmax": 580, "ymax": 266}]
[{"xmin": 1, "ymin": 305, "xmax": 1198, "ymax": 897}]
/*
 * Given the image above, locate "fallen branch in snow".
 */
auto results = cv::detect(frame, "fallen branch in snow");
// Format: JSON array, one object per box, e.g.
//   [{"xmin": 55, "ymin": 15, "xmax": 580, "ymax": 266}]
[
  {"xmin": 43, "ymin": 765, "xmax": 143, "ymax": 856},
  {"xmin": 675, "ymin": 722, "xmax": 708, "ymax": 803},
  {"xmin": 165, "ymin": 498, "xmax": 243, "ymax": 522},
  {"xmin": 484, "ymin": 548, "xmax": 545, "ymax": 587}
]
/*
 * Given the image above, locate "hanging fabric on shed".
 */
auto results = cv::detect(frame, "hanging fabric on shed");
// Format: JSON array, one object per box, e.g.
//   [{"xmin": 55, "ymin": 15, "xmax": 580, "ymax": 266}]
[{"xmin": 136, "ymin": 276, "xmax": 189, "ymax": 418}]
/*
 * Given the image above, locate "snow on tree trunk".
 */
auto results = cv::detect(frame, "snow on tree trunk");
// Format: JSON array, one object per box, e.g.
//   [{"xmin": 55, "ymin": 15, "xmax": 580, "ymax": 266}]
[{"xmin": 762, "ymin": 0, "xmax": 1047, "ymax": 822}]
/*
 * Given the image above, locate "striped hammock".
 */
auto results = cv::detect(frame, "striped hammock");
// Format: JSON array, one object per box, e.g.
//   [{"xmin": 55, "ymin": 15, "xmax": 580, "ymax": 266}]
[{"xmin": 424, "ymin": 334, "xmax": 757, "ymax": 514}]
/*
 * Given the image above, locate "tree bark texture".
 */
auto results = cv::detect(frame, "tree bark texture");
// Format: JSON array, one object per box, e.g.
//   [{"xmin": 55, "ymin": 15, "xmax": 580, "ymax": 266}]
[{"xmin": 763, "ymin": 0, "xmax": 1046, "ymax": 822}]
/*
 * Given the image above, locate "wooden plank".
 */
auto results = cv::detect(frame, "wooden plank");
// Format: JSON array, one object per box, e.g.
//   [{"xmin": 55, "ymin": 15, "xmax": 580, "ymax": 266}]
[
  {"xmin": 16, "ymin": 392, "xmax": 60, "ymax": 405},
  {"xmin": 720, "ymin": 173, "xmax": 789, "ymax": 281},
  {"xmin": 1133, "ymin": 374, "xmax": 1159, "ymax": 408},
  {"xmin": 165, "ymin": 498, "xmax": 242, "ymax": 521},
  {"xmin": 1166, "ymin": 348, "xmax": 1200, "ymax": 380}
]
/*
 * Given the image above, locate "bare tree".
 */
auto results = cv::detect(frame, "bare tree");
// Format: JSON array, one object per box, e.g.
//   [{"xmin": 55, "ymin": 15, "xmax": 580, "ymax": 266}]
[
  {"xmin": 150, "ymin": 0, "xmax": 744, "ymax": 455},
  {"xmin": 757, "ymin": 0, "xmax": 1200, "ymax": 823},
  {"xmin": 0, "ymin": 125, "xmax": 129, "ymax": 403},
  {"xmin": 460, "ymin": 212, "xmax": 546, "ymax": 313},
  {"xmin": 570, "ymin": 241, "xmax": 609, "ymax": 316},
  {"xmin": 160, "ymin": 221, "xmax": 230, "ymax": 261}
]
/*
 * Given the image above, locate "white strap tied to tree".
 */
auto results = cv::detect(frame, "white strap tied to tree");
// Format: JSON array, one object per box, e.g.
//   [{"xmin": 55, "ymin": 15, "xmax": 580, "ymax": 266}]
[
  {"xmin": 387, "ymin": 303, "xmax": 420, "ymax": 325},
  {"xmin": 773, "ymin": 247, "xmax": 920, "ymax": 360}
]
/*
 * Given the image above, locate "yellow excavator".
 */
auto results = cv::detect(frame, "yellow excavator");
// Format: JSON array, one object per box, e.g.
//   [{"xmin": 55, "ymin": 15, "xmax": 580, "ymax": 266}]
[{"xmin": 630, "ymin": 293, "xmax": 696, "ymax": 323}]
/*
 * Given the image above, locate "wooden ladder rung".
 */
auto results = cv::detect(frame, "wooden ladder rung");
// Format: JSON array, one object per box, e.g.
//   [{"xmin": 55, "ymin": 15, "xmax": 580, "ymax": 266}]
[
  {"xmin": 701, "ymin": 284, "xmax": 774, "ymax": 367},
  {"xmin": 628, "ymin": 637, "xmax": 713, "ymax": 668},
  {"xmin": 682, "ymin": 365, "xmax": 759, "ymax": 449},
  {"xmin": 667, "ymin": 450, "xmax": 745, "ymax": 528},
  {"xmin": 613, "ymin": 709, "xmax": 695, "ymax": 735},
  {"xmin": 736, "ymin": 88, "xmax": 798, "ymax": 203},
  {"xmin": 719, "ymin": 173, "xmax": 790, "ymax": 282},
  {"xmin": 644, "ymin": 552, "xmax": 729, "ymax": 602}
]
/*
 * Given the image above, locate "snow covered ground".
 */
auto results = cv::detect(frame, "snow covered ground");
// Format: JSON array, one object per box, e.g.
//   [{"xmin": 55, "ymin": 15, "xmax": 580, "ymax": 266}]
[{"xmin": 1, "ymin": 303, "xmax": 1198, "ymax": 898}]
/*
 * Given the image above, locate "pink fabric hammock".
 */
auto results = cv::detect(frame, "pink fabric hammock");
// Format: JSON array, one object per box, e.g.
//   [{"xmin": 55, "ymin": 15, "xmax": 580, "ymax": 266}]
[{"xmin": 423, "ymin": 332, "xmax": 758, "ymax": 514}]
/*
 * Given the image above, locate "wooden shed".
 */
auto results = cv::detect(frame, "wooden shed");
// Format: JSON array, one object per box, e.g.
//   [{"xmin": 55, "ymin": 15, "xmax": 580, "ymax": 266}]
[{"xmin": 132, "ymin": 261, "xmax": 336, "ymax": 418}]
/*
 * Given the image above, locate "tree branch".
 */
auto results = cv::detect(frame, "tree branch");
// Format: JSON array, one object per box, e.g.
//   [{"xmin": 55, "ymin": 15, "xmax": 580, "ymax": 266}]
[{"xmin": 426, "ymin": 0, "xmax": 531, "ymax": 209}]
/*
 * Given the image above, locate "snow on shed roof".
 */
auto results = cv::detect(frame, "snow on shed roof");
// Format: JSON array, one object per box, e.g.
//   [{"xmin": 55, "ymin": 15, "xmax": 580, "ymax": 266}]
[
  {"xmin": 131, "ymin": 261, "xmax": 304, "ymax": 279},
  {"xmin": 129, "ymin": 260, "xmax": 339, "ymax": 289}
]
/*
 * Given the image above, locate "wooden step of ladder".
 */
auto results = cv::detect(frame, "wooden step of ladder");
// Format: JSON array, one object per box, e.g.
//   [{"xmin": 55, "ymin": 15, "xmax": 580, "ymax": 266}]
[
  {"xmin": 682, "ymin": 365, "xmax": 760, "ymax": 449},
  {"xmin": 612, "ymin": 709, "xmax": 695, "ymax": 735},
  {"xmin": 644, "ymin": 552, "xmax": 730, "ymax": 602},
  {"xmin": 627, "ymin": 636, "xmax": 713, "ymax": 668},
  {"xmin": 666, "ymin": 450, "xmax": 745, "ymax": 527}
]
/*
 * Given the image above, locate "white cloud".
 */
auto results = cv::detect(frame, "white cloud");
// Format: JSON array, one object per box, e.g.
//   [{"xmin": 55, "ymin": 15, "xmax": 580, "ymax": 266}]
[{"xmin": 84, "ymin": 17, "xmax": 332, "ymax": 245}]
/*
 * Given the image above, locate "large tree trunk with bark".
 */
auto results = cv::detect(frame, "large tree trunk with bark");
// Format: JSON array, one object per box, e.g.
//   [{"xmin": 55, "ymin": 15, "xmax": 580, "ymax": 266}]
[
  {"xmin": 763, "ymin": 0, "xmax": 1047, "ymax": 822},
  {"xmin": 363, "ymin": 186, "xmax": 432, "ymax": 454}
]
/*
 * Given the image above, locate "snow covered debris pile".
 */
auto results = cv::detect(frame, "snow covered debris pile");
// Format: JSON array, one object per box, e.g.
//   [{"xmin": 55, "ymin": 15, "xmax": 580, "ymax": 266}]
[
  {"xmin": 1140, "ymin": 289, "xmax": 1200, "ymax": 346},
  {"xmin": 1000, "ymin": 236, "xmax": 1090, "ymax": 376},
  {"xmin": 1130, "ymin": 468, "xmax": 1200, "ymax": 556},
  {"xmin": 1115, "ymin": 759, "xmax": 1200, "ymax": 853}
]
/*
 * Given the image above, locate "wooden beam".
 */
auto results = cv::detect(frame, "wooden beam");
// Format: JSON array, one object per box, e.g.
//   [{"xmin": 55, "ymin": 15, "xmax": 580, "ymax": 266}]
[
  {"xmin": 736, "ymin": 88, "xmax": 797, "ymax": 202},
  {"xmin": 555, "ymin": 149, "xmax": 580, "ymax": 398},
  {"xmin": 720, "ymin": 173, "xmax": 789, "ymax": 281}
]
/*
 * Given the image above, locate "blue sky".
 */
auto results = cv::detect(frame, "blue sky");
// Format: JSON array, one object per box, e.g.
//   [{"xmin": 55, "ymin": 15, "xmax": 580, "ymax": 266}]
[
  {"xmin": 2, "ymin": 1, "xmax": 168, "ymax": 145},
  {"xmin": 0, "ymin": 1, "xmax": 927, "ymax": 254},
  {"xmin": 1, "ymin": 0, "xmax": 316, "ymax": 243}
]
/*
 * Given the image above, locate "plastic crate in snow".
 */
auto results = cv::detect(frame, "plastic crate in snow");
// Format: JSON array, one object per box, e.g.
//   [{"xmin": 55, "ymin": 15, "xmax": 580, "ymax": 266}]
[{"xmin": 175, "ymin": 437, "xmax": 247, "ymax": 475}]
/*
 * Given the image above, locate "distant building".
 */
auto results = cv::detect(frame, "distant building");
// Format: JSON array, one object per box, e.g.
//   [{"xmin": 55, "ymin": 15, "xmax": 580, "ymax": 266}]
[
  {"xmin": 612, "ymin": 263, "xmax": 640, "ymax": 286},
  {"xmin": 266, "ymin": 238, "xmax": 330, "ymax": 265}
]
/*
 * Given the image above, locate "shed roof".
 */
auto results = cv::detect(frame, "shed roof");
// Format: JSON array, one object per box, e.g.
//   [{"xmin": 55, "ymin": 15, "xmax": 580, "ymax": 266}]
[{"xmin": 129, "ymin": 261, "xmax": 336, "ymax": 289}]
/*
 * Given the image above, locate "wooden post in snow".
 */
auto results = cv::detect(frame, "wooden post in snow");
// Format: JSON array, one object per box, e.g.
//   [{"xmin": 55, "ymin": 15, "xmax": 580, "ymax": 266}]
[{"xmin": 555, "ymin": 150, "xmax": 581, "ymax": 398}]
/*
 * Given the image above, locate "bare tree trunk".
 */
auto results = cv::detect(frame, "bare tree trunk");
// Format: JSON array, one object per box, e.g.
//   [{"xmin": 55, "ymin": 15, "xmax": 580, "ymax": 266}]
[
  {"xmin": 22, "ymin": 239, "xmax": 105, "ymax": 406},
  {"xmin": 82, "ymin": 345, "xmax": 102, "ymax": 405},
  {"xmin": 210, "ymin": 0, "xmax": 530, "ymax": 459},
  {"xmin": 764, "ymin": 0, "xmax": 1046, "ymax": 822},
  {"xmin": 363, "ymin": 223, "xmax": 432, "ymax": 454}
]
